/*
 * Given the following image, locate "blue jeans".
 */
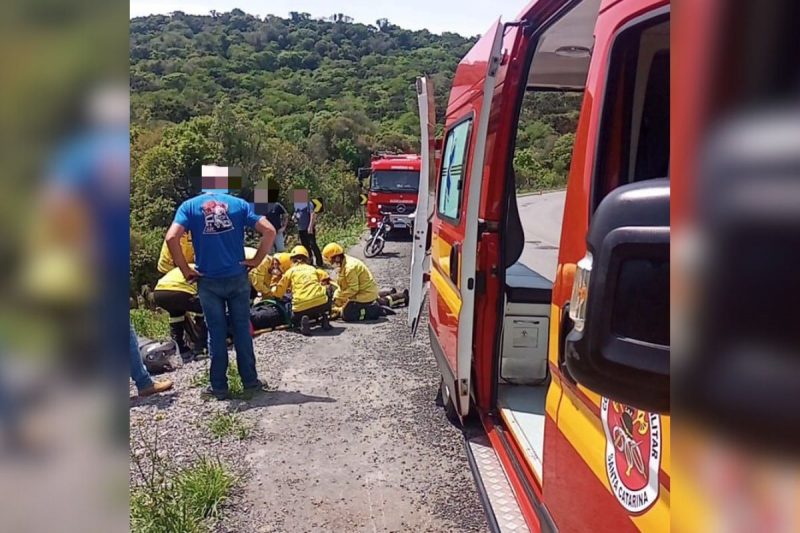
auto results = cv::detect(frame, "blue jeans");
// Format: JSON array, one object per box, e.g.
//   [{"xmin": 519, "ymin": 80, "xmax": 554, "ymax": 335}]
[
  {"xmin": 130, "ymin": 322, "xmax": 153, "ymax": 391},
  {"xmin": 197, "ymin": 274, "xmax": 258, "ymax": 392}
]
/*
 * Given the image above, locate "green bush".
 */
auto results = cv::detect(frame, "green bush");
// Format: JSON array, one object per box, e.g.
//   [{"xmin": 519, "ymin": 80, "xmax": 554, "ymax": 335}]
[
  {"xmin": 130, "ymin": 309, "xmax": 169, "ymax": 340},
  {"xmin": 130, "ymin": 228, "xmax": 166, "ymax": 295},
  {"xmin": 316, "ymin": 215, "xmax": 365, "ymax": 251}
]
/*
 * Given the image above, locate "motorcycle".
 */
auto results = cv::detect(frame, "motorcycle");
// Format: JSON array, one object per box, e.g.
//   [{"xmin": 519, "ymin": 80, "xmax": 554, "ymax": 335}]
[{"xmin": 364, "ymin": 213, "xmax": 392, "ymax": 257}]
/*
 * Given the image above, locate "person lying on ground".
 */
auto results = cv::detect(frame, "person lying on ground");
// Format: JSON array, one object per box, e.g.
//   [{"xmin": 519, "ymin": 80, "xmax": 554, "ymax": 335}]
[
  {"xmin": 322, "ymin": 242, "xmax": 394, "ymax": 322},
  {"xmin": 157, "ymin": 232, "xmax": 194, "ymax": 274},
  {"xmin": 153, "ymin": 264, "xmax": 208, "ymax": 362},
  {"xmin": 272, "ymin": 245, "xmax": 332, "ymax": 335},
  {"xmin": 378, "ymin": 287, "xmax": 410, "ymax": 308}
]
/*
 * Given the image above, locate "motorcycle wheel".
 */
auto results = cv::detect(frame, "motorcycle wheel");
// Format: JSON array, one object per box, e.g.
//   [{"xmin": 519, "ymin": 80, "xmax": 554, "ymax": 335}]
[{"xmin": 364, "ymin": 235, "xmax": 384, "ymax": 257}]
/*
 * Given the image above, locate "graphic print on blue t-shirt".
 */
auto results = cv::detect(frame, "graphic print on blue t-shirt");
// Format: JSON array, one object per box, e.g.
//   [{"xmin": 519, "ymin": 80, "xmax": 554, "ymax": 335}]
[
  {"xmin": 174, "ymin": 192, "xmax": 264, "ymax": 278},
  {"xmin": 201, "ymin": 198, "xmax": 234, "ymax": 234}
]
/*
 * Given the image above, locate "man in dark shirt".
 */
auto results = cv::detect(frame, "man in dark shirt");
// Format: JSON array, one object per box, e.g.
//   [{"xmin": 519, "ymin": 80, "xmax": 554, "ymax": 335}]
[
  {"xmin": 263, "ymin": 188, "xmax": 287, "ymax": 252},
  {"xmin": 292, "ymin": 189, "xmax": 324, "ymax": 267}
]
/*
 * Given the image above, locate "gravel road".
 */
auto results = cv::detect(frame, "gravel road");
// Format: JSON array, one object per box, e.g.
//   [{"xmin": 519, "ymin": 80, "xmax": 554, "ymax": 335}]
[{"xmin": 130, "ymin": 235, "xmax": 488, "ymax": 533}]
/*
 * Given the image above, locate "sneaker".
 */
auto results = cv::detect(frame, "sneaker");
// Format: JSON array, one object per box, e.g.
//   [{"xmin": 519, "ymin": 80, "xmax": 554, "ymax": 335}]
[
  {"xmin": 203, "ymin": 386, "xmax": 229, "ymax": 400},
  {"xmin": 321, "ymin": 314, "xmax": 332, "ymax": 330},
  {"xmin": 300, "ymin": 315, "xmax": 312, "ymax": 336},
  {"xmin": 138, "ymin": 380, "xmax": 173, "ymax": 397},
  {"xmin": 180, "ymin": 351, "xmax": 194, "ymax": 364}
]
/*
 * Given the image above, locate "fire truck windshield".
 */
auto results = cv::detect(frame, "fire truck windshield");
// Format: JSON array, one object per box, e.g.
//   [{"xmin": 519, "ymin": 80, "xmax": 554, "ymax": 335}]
[{"xmin": 370, "ymin": 170, "xmax": 419, "ymax": 193}]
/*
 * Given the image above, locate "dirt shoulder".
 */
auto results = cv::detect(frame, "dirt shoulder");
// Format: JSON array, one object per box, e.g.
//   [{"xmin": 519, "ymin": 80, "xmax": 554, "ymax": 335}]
[{"xmin": 130, "ymin": 235, "xmax": 488, "ymax": 532}]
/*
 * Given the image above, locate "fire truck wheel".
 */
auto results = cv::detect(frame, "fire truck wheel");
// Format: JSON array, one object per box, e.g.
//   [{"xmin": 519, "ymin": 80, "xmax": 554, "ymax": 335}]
[{"xmin": 439, "ymin": 376, "xmax": 460, "ymax": 426}]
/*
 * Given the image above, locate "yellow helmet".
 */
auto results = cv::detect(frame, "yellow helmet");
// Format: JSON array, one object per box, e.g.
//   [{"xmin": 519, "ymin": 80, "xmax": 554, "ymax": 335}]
[
  {"xmin": 322, "ymin": 242, "xmax": 344, "ymax": 264},
  {"xmin": 273, "ymin": 252, "xmax": 292, "ymax": 273},
  {"xmin": 290, "ymin": 245, "xmax": 309, "ymax": 260}
]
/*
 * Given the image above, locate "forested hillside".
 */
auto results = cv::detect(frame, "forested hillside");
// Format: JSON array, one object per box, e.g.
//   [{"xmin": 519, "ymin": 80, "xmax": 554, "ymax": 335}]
[{"xmin": 130, "ymin": 10, "xmax": 580, "ymax": 290}]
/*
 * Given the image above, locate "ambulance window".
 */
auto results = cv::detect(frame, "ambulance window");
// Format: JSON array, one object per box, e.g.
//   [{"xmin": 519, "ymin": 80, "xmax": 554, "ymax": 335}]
[
  {"xmin": 437, "ymin": 118, "xmax": 472, "ymax": 221},
  {"xmin": 593, "ymin": 15, "xmax": 670, "ymax": 212}
]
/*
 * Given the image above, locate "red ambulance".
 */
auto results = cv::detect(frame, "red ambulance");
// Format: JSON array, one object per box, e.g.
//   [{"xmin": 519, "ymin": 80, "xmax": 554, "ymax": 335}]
[{"xmin": 409, "ymin": 0, "xmax": 670, "ymax": 530}]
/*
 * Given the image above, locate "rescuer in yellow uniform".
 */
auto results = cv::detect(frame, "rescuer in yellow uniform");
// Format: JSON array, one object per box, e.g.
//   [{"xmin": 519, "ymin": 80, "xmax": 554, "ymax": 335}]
[
  {"xmin": 272, "ymin": 246, "xmax": 332, "ymax": 335},
  {"xmin": 322, "ymin": 242, "xmax": 394, "ymax": 322},
  {"xmin": 244, "ymin": 246, "xmax": 277, "ymax": 300},
  {"xmin": 157, "ymin": 232, "xmax": 194, "ymax": 274},
  {"xmin": 152, "ymin": 263, "xmax": 207, "ymax": 361}
]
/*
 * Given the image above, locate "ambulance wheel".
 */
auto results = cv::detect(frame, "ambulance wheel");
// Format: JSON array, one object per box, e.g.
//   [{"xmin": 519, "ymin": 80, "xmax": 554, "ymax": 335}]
[{"xmin": 439, "ymin": 376, "xmax": 460, "ymax": 426}]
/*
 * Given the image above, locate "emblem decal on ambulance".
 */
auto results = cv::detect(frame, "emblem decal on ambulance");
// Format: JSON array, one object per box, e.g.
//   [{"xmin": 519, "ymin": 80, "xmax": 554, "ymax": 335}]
[{"xmin": 601, "ymin": 398, "xmax": 661, "ymax": 513}]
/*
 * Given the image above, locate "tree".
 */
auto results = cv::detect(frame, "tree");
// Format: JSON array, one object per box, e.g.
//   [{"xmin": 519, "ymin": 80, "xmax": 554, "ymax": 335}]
[{"xmin": 129, "ymin": 10, "xmax": 578, "ymax": 291}]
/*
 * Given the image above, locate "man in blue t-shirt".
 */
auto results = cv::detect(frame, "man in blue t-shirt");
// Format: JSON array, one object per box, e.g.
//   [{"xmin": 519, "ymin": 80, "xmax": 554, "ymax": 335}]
[{"xmin": 165, "ymin": 189, "xmax": 276, "ymax": 399}]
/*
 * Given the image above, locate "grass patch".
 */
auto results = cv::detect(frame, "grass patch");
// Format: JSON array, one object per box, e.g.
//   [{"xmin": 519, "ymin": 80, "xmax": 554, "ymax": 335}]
[
  {"xmin": 130, "ymin": 309, "xmax": 170, "ymax": 340},
  {"xmin": 191, "ymin": 360, "xmax": 244, "ymax": 397},
  {"xmin": 131, "ymin": 439, "xmax": 235, "ymax": 533},
  {"xmin": 191, "ymin": 364, "xmax": 210, "ymax": 388},
  {"xmin": 227, "ymin": 362, "xmax": 244, "ymax": 395},
  {"xmin": 316, "ymin": 215, "xmax": 366, "ymax": 251},
  {"xmin": 283, "ymin": 215, "xmax": 365, "ymax": 252},
  {"xmin": 208, "ymin": 412, "xmax": 251, "ymax": 440},
  {"xmin": 177, "ymin": 458, "xmax": 235, "ymax": 518}
]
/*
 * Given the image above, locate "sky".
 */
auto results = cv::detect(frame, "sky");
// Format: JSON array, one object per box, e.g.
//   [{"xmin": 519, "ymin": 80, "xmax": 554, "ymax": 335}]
[{"xmin": 129, "ymin": 0, "xmax": 528, "ymax": 37}]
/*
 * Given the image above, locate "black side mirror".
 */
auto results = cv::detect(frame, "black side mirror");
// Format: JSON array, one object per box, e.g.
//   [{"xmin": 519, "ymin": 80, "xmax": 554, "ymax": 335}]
[
  {"xmin": 565, "ymin": 179, "xmax": 670, "ymax": 413},
  {"xmin": 357, "ymin": 167, "xmax": 371, "ymax": 182}
]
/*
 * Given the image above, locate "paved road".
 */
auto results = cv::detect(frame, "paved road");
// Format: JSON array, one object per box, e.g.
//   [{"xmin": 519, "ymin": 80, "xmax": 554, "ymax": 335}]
[{"xmin": 516, "ymin": 191, "xmax": 566, "ymax": 281}]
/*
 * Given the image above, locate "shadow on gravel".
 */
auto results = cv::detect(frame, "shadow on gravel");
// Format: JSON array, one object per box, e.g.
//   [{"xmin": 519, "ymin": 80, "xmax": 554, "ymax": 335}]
[
  {"xmin": 228, "ymin": 390, "xmax": 336, "ymax": 412},
  {"xmin": 129, "ymin": 391, "xmax": 178, "ymax": 410},
  {"xmin": 336, "ymin": 317, "xmax": 390, "ymax": 327},
  {"xmin": 309, "ymin": 326, "xmax": 346, "ymax": 337},
  {"xmin": 369, "ymin": 252, "xmax": 401, "ymax": 258}
]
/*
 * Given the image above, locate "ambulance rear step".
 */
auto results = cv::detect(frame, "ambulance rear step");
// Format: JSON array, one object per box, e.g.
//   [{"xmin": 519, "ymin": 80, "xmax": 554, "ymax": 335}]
[{"xmin": 465, "ymin": 432, "xmax": 530, "ymax": 533}]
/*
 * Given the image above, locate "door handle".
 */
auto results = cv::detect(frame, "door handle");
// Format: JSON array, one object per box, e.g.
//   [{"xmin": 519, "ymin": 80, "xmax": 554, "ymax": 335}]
[{"xmin": 450, "ymin": 243, "xmax": 460, "ymax": 285}]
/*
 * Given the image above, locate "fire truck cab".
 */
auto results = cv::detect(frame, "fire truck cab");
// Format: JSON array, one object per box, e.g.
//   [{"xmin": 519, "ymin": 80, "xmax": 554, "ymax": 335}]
[
  {"xmin": 410, "ymin": 0, "xmax": 670, "ymax": 530},
  {"xmin": 359, "ymin": 153, "xmax": 421, "ymax": 232}
]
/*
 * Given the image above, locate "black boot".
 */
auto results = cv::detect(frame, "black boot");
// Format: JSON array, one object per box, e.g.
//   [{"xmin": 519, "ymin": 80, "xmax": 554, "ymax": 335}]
[
  {"xmin": 169, "ymin": 320, "xmax": 192, "ymax": 362},
  {"xmin": 193, "ymin": 315, "xmax": 208, "ymax": 359},
  {"xmin": 321, "ymin": 313, "xmax": 332, "ymax": 330},
  {"xmin": 379, "ymin": 287, "xmax": 397, "ymax": 298}
]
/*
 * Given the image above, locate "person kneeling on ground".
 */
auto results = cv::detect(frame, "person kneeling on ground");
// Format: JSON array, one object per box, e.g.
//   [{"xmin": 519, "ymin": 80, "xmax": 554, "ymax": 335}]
[
  {"xmin": 153, "ymin": 264, "xmax": 208, "ymax": 362},
  {"xmin": 322, "ymin": 242, "xmax": 394, "ymax": 322},
  {"xmin": 244, "ymin": 246, "xmax": 275, "ymax": 301},
  {"xmin": 273, "ymin": 246, "xmax": 332, "ymax": 335}
]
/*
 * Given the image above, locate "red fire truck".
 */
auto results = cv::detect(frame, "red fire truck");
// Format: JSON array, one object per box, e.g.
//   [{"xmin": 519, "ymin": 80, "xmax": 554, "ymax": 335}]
[
  {"xmin": 359, "ymin": 153, "xmax": 421, "ymax": 232},
  {"xmin": 409, "ymin": 0, "xmax": 670, "ymax": 530}
]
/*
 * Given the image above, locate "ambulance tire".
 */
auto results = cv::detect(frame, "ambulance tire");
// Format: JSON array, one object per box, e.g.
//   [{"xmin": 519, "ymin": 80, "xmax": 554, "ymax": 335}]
[{"xmin": 439, "ymin": 376, "xmax": 460, "ymax": 426}]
